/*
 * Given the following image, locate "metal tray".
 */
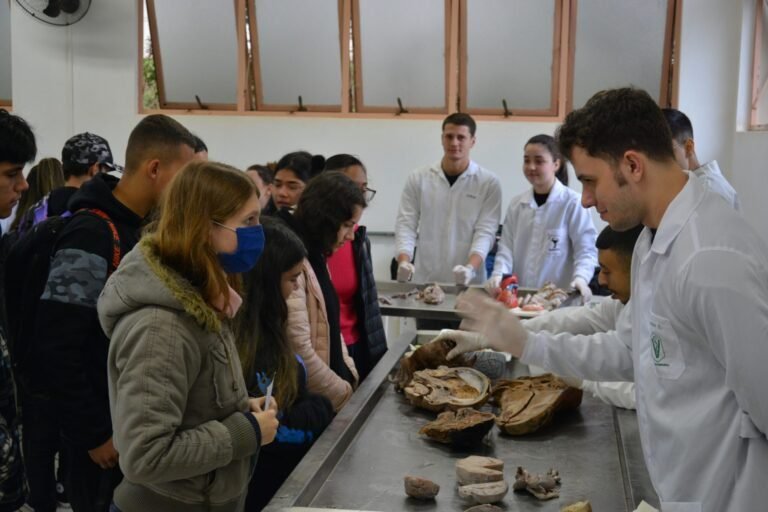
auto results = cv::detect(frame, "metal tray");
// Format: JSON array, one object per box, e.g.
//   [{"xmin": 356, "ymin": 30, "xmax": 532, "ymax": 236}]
[{"xmin": 265, "ymin": 331, "xmax": 657, "ymax": 511}]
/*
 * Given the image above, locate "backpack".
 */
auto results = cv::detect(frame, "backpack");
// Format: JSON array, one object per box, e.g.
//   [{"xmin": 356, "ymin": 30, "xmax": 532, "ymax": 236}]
[{"xmin": 4, "ymin": 208, "xmax": 120, "ymax": 390}]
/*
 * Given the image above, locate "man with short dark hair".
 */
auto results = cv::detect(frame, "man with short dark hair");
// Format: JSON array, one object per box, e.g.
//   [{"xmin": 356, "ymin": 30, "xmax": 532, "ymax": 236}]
[
  {"xmin": 449, "ymin": 88, "xmax": 768, "ymax": 511},
  {"xmin": 0, "ymin": 108, "xmax": 35, "ymax": 511},
  {"xmin": 522, "ymin": 225, "xmax": 643, "ymax": 409},
  {"xmin": 395, "ymin": 113, "xmax": 501, "ymax": 286},
  {"xmin": 661, "ymin": 107, "xmax": 740, "ymax": 210},
  {"xmin": 34, "ymin": 114, "xmax": 196, "ymax": 512}
]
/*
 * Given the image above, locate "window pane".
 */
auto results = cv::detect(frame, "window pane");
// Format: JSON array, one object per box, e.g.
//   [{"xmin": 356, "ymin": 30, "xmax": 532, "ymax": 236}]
[
  {"xmin": 151, "ymin": 0, "xmax": 238, "ymax": 106},
  {"xmin": 465, "ymin": 0, "xmax": 555, "ymax": 111},
  {"xmin": 357, "ymin": 0, "xmax": 445, "ymax": 110},
  {"xmin": 254, "ymin": 0, "xmax": 341, "ymax": 107},
  {"xmin": 755, "ymin": 0, "xmax": 768, "ymax": 127},
  {"xmin": 0, "ymin": 0, "xmax": 11, "ymax": 103},
  {"xmin": 573, "ymin": 0, "xmax": 668, "ymax": 108}
]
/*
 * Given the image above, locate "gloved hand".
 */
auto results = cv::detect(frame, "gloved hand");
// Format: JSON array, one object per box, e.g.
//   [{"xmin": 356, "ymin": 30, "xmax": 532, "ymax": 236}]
[
  {"xmin": 431, "ymin": 329, "xmax": 489, "ymax": 360},
  {"xmin": 397, "ymin": 261, "xmax": 415, "ymax": 282},
  {"xmin": 570, "ymin": 276, "xmax": 592, "ymax": 304},
  {"xmin": 484, "ymin": 274, "xmax": 502, "ymax": 295},
  {"xmin": 558, "ymin": 375, "xmax": 583, "ymax": 389},
  {"xmin": 453, "ymin": 264, "xmax": 476, "ymax": 286},
  {"xmin": 455, "ymin": 289, "xmax": 530, "ymax": 358}
]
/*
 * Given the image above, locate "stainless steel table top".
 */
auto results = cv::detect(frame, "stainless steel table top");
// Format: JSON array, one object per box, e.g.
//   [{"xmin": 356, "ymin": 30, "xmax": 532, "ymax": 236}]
[
  {"xmin": 376, "ymin": 281, "xmax": 557, "ymax": 322},
  {"xmin": 266, "ymin": 331, "xmax": 657, "ymax": 512}
]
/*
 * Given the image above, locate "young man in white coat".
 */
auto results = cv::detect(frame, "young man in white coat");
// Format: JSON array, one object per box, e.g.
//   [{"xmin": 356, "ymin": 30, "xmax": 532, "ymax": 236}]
[
  {"xmin": 662, "ymin": 108, "xmax": 740, "ymax": 211},
  {"xmin": 444, "ymin": 88, "xmax": 768, "ymax": 512},
  {"xmin": 521, "ymin": 225, "xmax": 643, "ymax": 410},
  {"xmin": 394, "ymin": 113, "xmax": 501, "ymax": 286}
]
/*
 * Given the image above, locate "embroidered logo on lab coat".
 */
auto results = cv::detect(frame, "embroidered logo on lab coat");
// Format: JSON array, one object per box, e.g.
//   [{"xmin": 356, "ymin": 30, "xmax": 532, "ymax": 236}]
[
  {"xmin": 651, "ymin": 333, "xmax": 665, "ymax": 364},
  {"xmin": 548, "ymin": 234, "xmax": 560, "ymax": 251}
]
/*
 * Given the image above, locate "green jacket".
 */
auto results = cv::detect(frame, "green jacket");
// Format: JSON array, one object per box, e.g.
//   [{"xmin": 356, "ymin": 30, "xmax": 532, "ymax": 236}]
[{"xmin": 98, "ymin": 238, "xmax": 260, "ymax": 512}]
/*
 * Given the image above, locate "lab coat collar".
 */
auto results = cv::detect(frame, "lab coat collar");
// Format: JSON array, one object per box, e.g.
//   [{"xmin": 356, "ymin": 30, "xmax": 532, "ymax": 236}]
[
  {"xmin": 523, "ymin": 177, "xmax": 568, "ymax": 208},
  {"xmin": 430, "ymin": 160, "xmax": 479, "ymax": 180},
  {"xmin": 649, "ymin": 171, "xmax": 703, "ymax": 255}
]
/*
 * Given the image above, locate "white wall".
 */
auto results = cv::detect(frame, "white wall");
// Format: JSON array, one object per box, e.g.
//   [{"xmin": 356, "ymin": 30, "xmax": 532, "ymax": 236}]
[{"xmin": 9, "ymin": 0, "xmax": 768, "ymax": 279}]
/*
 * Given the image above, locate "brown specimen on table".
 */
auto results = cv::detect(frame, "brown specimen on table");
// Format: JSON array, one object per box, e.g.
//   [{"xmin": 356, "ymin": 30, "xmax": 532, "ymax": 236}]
[
  {"xmin": 492, "ymin": 374, "xmax": 582, "ymax": 435},
  {"xmin": 404, "ymin": 366, "xmax": 490, "ymax": 413},
  {"xmin": 404, "ymin": 475, "xmax": 440, "ymax": 500},
  {"xmin": 512, "ymin": 466, "xmax": 561, "ymax": 500},
  {"xmin": 455, "ymin": 455, "xmax": 504, "ymax": 486},
  {"xmin": 464, "ymin": 505, "xmax": 503, "ymax": 512},
  {"xmin": 420, "ymin": 408, "xmax": 496, "ymax": 447},
  {"xmin": 561, "ymin": 501, "xmax": 593, "ymax": 512},
  {"xmin": 392, "ymin": 338, "xmax": 476, "ymax": 391},
  {"xmin": 420, "ymin": 283, "xmax": 446, "ymax": 304},
  {"xmin": 458, "ymin": 480, "xmax": 509, "ymax": 505}
]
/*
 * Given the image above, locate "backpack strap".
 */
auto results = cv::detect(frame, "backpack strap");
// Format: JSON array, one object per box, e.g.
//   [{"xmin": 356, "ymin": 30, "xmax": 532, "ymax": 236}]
[{"xmin": 76, "ymin": 208, "xmax": 121, "ymax": 274}]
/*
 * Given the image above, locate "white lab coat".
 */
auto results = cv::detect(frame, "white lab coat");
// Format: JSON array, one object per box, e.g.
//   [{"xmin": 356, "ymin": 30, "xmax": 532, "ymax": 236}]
[
  {"xmin": 521, "ymin": 174, "xmax": 768, "ymax": 511},
  {"xmin": 492, "ymin": 179, "xmax": 597, "ymax": 289},
  {"xmin": 394, "ymin": 161, "xmax": 501, "ymax": 285},
  {"xmin": 693, "ymin": 160, "xmax": 740, "ymax": 211},
  {"xmin": 524, "ymin": 300, "xmax": 636, "ymax": 410}
]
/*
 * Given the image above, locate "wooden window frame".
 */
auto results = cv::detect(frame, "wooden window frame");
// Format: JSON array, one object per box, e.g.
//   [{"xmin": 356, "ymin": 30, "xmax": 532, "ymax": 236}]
[
  {"xmin": 350, "ymin": 0, "xmax": 457, "ymax": 115},
  {"xmin": 566, "ymin": 0, "xmax": 681, "ymax": 112},
  {"xmin": 138, "ymin": 0, "xmax": 680, "ymax": 120},
  {"xmin": 458, "ymin": 0, "xmax": 566, "ymax": 118},
  {"xmin": 751, "ymin": 0, "xmax": 768, "ymax": 130},
  {"xmin": 248, "ymin": 0, "xmax": 347, "ymax": 113},
  {"xmin": 143, "ymin": 0, "xmax": 247, "ymax": 112}
]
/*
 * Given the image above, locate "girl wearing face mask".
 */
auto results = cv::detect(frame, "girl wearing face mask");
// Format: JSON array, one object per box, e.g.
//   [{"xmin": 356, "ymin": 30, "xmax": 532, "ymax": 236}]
[
  {"xmin": 276, "ymin": 171, "xmax": 365, "ymax": 411},
  {"xmin": 234, "ymin": 217, "xmax": 335, "ymax": 511},
  {"xmin": 97, "ymin": 161, "xmax": 278, "ymax": 512},
  {"xmin": 264, "ymin": 151, "xmax": 325, "ymax": 215},
  {"xmin": 323, "ymin": 154, "xmax": 387, "ymax": 382},
  {"xmin": 486, "ymin": 134, "xmax": 598, "ymax": 302}
]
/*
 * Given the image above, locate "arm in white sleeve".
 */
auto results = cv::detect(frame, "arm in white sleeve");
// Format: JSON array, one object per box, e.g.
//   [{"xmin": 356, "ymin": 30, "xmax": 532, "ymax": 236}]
[
  {"xmin": 394, "ymin": 173, "xmax": 421, "ymax": 260},
  {"xmin": 468, "ymin": 176, "xmax": 502, "ymax": 260},
  {"xmin": 523, "ymin": 299, "xmax": 624, "ymax": 335},
  {"xmin": 491, "ymin": 205, "xmax": 515, "ymax": 276},
  {"xmin": 685, "ymin": 249, "xmax": 768, "ymax": 435},
  {"xmin": 581, "ymin": 381, "xmax": 636, "ymax": 410},
  {"xmin": 520, "ymin": 325, "xmax": 634, "ymax": 383},
  {"xmin": 567, "ymin": 202, "xmax": 599, "ymax": 283}
]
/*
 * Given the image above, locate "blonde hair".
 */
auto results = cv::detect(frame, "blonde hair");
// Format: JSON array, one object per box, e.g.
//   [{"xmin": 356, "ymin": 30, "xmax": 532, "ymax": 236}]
[
  {"xmin": 151, "ymin": 160, "xmax": 257, "ymax": 308},
  {"xmin": 10, "ymin": 158, "xmax": 64, "ymax": 231}
]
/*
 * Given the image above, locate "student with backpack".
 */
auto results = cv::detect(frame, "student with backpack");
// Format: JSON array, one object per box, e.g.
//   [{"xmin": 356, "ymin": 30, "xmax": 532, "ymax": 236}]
[
  {"xmin": 0, "ymin": 108, "xmax": 35, "ymax": 511},
  {"xmin": 29, "ymin": 115, "xmax": 196, "ymax": 512}
]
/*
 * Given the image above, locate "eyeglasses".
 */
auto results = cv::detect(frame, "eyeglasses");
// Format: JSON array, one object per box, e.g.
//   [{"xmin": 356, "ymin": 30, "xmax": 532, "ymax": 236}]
[{"xmin": 363, "ymin": 186, "xmax": 376, "ymax": 202}]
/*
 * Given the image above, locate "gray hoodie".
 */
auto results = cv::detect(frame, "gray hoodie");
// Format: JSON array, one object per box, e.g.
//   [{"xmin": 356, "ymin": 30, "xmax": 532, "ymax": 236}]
[{"xmin": 98, "ymin": 238, "xmax": 259, "ymax": 512}]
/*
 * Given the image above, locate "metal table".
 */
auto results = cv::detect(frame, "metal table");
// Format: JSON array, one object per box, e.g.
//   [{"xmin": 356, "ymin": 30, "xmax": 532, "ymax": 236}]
[
  {"xmin": 265, "ymin": 331, "xmax": 657, "ymax": 511},
  {"xmin": 376, "ymin": 281, "xmax": 564, "ymax": 322}
]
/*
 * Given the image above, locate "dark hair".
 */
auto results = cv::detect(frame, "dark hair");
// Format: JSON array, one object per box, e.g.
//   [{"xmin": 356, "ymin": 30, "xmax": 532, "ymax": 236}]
[
  {"xmin": 275, "ymin": 151, "xmax": 326, "ymax": 183},
  {"xmin": 556, "ymin": 88, "xmax": 675, "ymax": 166},
  {"xmin": 0, "ymin": 109, "xmax": 36, "ymax": 164},
  {"xmin": 324, "ymin": 154, "xmax": 367, "ymax": 174},
  {"xmin": 192, "ymin": 134, "xmax": 208, "ymax": 153},
  {"xmin": 294, "ymin": 171, "xmax": 366, "ymax": 254},
  {"xmin": 595, "ymin": 224, "xmax": 644, "ymax": 261},
  {"xmin": 442, "ymin": 113, "xmax": 477, "ymax": 136},
  {"xmin": 234, "ymin": 217, "xmax": 307, "ymax": 409},
  {"xmin": 62, "ymin": 161, "xmax": 92, "ymax": 179},
  {"xmin": 10, "ymin": 158, "xmax": 64, "ymax": 231},
  {"xmin": 124, "ymin": 114, "xmax": 196, "ymax": 173},
  {"xmin": 661, "ymin": 108, "xmax": 694, "ymax": 145},
  {"xmin": 526, "ymin": 134, "xmax": 568, "ymax": 186},
  {"xmin": 246, "ymin": 164, "xmax": 274, "ymax": 185}
]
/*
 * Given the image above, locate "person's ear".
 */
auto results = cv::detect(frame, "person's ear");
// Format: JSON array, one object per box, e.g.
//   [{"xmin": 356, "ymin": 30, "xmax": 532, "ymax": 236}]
[
  {"xmin": 684, "ymin": 138, "xmax": 695, "ymax": 158},
  {"xmin": 624, "ymin": 150, "xmax": 645, "ymax": 183},
  {"xmin": 145, "ymin": 159, "xmax": 161, "ymax": 181},
  {"xmin": 88, "ymin": 162, "xmax": 100, "ymax": 177}
]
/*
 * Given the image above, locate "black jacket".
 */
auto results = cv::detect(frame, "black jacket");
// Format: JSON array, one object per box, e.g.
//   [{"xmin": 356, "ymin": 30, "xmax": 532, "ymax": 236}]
[
  {"xmin": 348, "ymin": 226, "xmax": 387, "ymax": 380},
  {"xmin": 275, "ymin": 210, "xmax": 355, "ymax": 386},
  {"xmin": 35, "ymin": 174, "xmax": 143, "ymax": 450}
]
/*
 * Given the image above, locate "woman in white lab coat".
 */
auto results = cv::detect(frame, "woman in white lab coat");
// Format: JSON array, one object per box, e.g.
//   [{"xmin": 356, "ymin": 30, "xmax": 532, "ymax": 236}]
[{"xmin": 486, "ymin": 134, "xmax": 597, "ymax": 300}]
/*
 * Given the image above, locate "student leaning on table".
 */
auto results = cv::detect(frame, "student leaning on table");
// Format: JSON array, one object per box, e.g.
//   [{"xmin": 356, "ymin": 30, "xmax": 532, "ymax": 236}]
[{"xmin": 437, "ymin": 88, "xmax": 768, "ymax": 512}]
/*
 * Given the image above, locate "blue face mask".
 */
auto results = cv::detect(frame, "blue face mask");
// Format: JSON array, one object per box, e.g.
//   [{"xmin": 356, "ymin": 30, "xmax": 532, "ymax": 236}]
[{"xmin": 215, "ymin": 223, "xmax": 265, "ymax": 274}]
